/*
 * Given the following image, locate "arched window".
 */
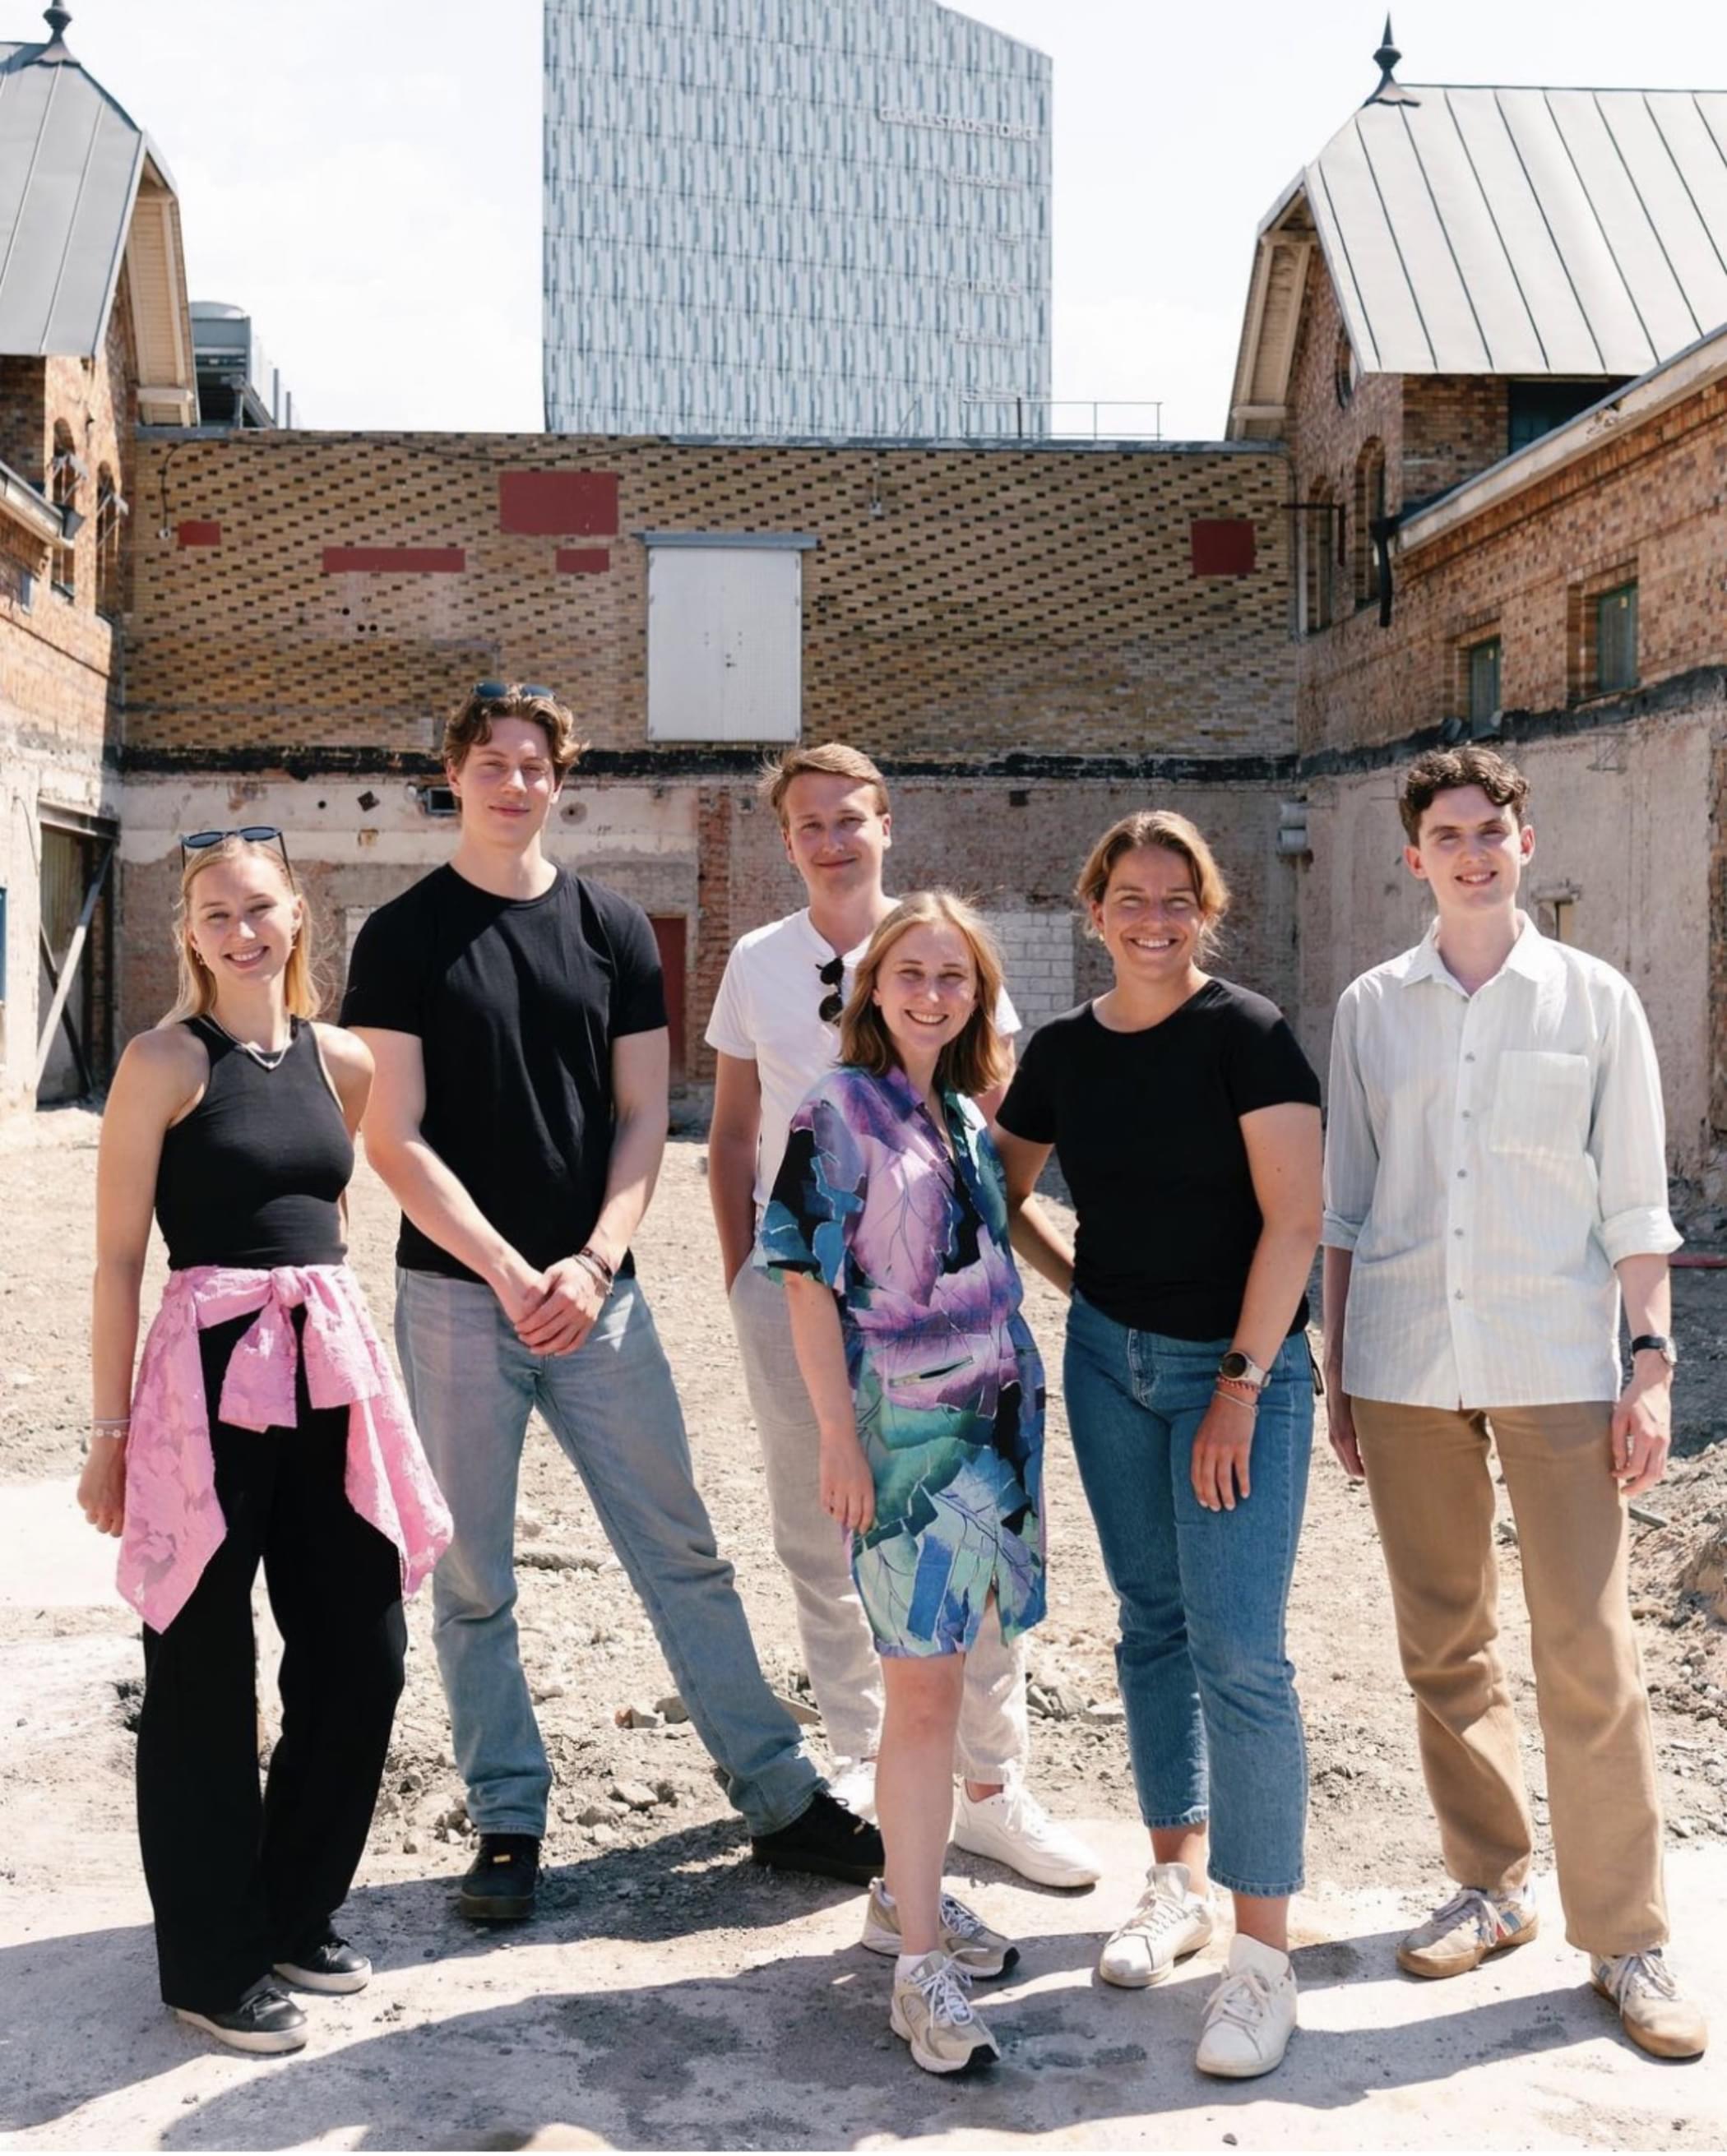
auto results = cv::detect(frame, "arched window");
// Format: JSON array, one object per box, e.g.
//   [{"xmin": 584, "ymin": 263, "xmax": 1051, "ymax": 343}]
[
  {"xmin": 1354, "ymin": 439, "xmax": 1387, "ymax": 608},
  {"xmin": 49, "ymin": 419, "xmax": 82, "ymax": 603},
  {"xmin": 95, "ymin": 462, "xmax": 123, "ymax": 617}
]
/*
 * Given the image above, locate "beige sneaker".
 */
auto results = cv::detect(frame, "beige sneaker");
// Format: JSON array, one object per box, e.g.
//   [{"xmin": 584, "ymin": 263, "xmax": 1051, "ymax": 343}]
[
  {"xmin": 1195, "ymin": 1934, "xmax": 1299, "ymax": 2080},
  {"xmin": 861, "ymin": 1879, "xmax": 1019, "ymax": 1978},
  {"xmin": 1592, "ymin": 1950, "xmax": 1708, "ymax": 2060},
  {"xmin": 1397, "ymin": 1887, "xmax": 1539, "ymax": 1979},
  {"xmin": 889, "ymin": 1950, "xmax": 1001, "ymax": 2075},
  {"xmin": 1098, "ymin": 1862, "xmax": 1214, "ymax": 1988}
]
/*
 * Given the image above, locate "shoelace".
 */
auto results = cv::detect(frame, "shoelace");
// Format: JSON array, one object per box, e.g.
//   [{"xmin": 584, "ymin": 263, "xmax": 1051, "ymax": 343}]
[
  {"xmin": 1425, "ymin": 1887, "xmax": 1508, "ymax": 1945},
  {"xmin": 937, "ymin": 1895, "xmax": 989, "ymax": 1941},
  {"xmin": 1604, "ymin": 1951, "xmax": 1678, "ymax": 2005},
  {"xmin": 1119, "ymin": 1888, "xmax": 1197, "ymax": 1945},
  {"xmin": 914, "ymin": 1955, "xmax": 978, "ymax": 2026},
  {"xmin": 1204, "ymin": 1966, "xmax": 1274, "ymax": 2036}
]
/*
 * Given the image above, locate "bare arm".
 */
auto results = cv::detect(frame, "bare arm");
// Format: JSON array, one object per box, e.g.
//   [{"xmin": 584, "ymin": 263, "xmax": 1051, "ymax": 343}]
[
  {"xmin": 516, "ymin": 1025, "xmax": 671, "ymax": 1356},
  {"xmin": 783, "ymin": 1272, "xmax": 874, "ymax": 1534},
  {"xmin": 990, "ymin": 1123, "xmax": 1074, "ymax": 1295},
  {"xmin": 1191, "ymin": 1101, "xmax": 1324, "ymax": 1513},
  {"xmin": 1611, "ymin": 1252, "xmax": 1674, "ymax": 1498},
  {"xmin": 1321, "ymin": 1245, "xmax": 1361, "ymax": 1477},
  {"xmin": 81, "ymin": 1029, "xmax": 202, "ymax": 1536},
  {"xmin": 351, "ymin": 1026, "xmax": 543, "ymax": 1322},
  {"xmin": 707, "ymin": 1051, "xmax": 762, "ymax": 1292}
]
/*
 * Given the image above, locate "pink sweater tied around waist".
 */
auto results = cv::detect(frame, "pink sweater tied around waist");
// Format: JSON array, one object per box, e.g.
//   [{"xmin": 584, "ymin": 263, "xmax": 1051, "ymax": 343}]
[{"xmin": 118, "ymin": 1262, "xmax": 452, "ymax": 1632}]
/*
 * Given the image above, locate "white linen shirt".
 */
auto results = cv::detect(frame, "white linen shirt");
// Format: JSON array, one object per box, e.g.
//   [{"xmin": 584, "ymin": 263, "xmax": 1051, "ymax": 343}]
[
  {"xmin": 706, "ymin": 907, "xmax": 1020, "ymax": 1210},
  {"xmin": 1322, "ymin": 913, "xmax": 1679, "ymax": 1410}
]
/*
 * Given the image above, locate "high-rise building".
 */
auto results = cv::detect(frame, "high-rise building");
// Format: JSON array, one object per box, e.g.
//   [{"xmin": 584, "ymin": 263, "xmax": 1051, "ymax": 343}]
[{"xmin": 543, "ymin": 0, "xmax": 1051, "ymax": 438}]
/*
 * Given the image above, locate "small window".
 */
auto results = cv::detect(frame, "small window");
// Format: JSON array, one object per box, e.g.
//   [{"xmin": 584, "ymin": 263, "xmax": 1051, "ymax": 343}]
[
  {"xmin": 1354, "ymin": 441, "xmax": 1387, "ymax": 608},
  {"xmin": 1595, "ymin": 583, "xmax": 1637, "ymax": 694},
  {"xmin": 49, "ymin": 419, "xmax": 79, "ymax": 604},
  {"xmin": 1466, "ymin": 637, "xmax": 1502, "ymax": 729}
]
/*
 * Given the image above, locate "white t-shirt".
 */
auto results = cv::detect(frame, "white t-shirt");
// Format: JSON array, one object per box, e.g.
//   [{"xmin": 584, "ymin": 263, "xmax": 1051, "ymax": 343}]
[{"xmin": 705, "ymin": 907, "xmax": 1021, "ymax": 1210}]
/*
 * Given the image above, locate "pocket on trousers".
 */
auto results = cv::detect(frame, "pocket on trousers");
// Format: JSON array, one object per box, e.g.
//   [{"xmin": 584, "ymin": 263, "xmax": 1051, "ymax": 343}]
[{"xmin": 1488, "ymin": 1050, "xmax": 1590, "ymax": 1159}]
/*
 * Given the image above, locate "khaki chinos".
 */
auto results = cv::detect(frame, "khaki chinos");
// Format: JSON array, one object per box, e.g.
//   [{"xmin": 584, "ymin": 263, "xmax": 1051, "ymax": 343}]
[{"xmin": 1354, "ymin": 1396, "xmax": 1666, "ymax": 1959}]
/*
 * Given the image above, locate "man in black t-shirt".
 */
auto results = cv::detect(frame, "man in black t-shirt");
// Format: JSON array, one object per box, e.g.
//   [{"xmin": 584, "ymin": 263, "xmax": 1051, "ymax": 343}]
[{"xmin": 345, "ymin": 683, "xmax": 882, "ymax": 1919}]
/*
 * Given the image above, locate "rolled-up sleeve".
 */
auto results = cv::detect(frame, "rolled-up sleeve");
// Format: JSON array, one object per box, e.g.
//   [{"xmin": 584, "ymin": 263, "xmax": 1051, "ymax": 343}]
[
  {"xmin": 1592, "ymin": 979, "xmax": 1682, "ymax": 1265},
  {"xmin": 755, "ymin": 1087, "xmax": 868, "ymax": 1291},
  {"xmin": 1321, "ymin": 985, "xmax": 1377, "ymax": 1254}
]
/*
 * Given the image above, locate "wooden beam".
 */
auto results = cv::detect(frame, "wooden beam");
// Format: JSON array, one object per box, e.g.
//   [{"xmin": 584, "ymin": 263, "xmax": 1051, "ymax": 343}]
[{"xmin": 35, "ymin": 841, "xmax": 113, "ymax": 1090}]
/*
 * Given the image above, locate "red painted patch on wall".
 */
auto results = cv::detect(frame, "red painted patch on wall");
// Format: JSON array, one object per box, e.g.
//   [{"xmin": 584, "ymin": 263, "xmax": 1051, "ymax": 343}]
[
  {"xmin": 177, "ymin": 520, "xmax": 221, "ymax": 547},
  {"xmin": 321, "ymin": 546, "xmax": 465, "ymax": 574},
  {"xmin": 499, "ymin": 470, "xmax": 618, "ymax": 537},
  {"xmin": 555, "ymin": 548, "xmax": 610, "ymax": 574},
  {"xmin": 1190, "ymin": 520, "xmax": 1257, "ymax": 576}
]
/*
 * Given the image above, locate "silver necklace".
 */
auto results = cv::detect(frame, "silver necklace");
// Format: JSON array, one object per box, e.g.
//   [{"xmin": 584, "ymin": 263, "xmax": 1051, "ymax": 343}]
[{"xmin": 206, "ymin": 1013, "xmax": 293, "ymax": 1071}]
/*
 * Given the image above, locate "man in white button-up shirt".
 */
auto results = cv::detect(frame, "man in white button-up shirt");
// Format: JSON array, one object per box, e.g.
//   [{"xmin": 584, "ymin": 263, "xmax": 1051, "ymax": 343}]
[{"xmin": 1322, "ymin": 746, "xmax": 1706, "ymax": 2062}]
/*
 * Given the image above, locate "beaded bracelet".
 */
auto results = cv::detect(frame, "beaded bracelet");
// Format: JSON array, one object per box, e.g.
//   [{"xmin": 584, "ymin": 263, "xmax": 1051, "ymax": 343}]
[{"xmin": 576, "ymin": 1243, "xmax": 616, "ymax": 1287}]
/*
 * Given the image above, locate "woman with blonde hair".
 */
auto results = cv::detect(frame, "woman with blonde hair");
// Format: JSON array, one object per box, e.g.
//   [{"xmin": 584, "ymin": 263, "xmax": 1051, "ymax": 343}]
[
  {"xmin": 76, "ymin": 829, "xmax": 449, "ymax": 2055},
  {"xmin": 994, "ymin": 811, "xmax": 1322, "ymax": 2080},
  {"xmin": 758, "ymin": 890, "xmax": 1041, "ymax": 2076}
]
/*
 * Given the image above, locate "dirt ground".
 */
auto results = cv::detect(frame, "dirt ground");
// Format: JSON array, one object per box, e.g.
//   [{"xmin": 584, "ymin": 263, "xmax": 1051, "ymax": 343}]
[{"xmin": 2, "ymin": 1103, "xmax": 1725, "ymax": 2149}]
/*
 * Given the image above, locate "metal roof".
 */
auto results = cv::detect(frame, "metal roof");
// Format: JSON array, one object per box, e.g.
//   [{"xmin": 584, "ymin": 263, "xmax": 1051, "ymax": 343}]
[
  {"xmin": 0, "ymin": 36, "xmax": 150, "ymax": 357},
  {"xmin": 1307, "ymin": 86, "xmax": 1727, "ymax": 377}
]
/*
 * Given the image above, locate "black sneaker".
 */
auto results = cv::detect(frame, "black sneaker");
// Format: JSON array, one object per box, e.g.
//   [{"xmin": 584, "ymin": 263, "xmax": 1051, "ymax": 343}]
[
  {"xmin": 751, "ymin": 1788, "xmax": 886, "ymax": 1885},
  {"xmin": 460, "ymin": 1832, "xmax": 540, "ymax": 1921},
  {"xmin": 273, "ymin": 1930, "xmax": 372, "ymax": 1994},
  {"xmin": 174, "ymin": 1977, "xmax": 308, "ymax": 2055}
]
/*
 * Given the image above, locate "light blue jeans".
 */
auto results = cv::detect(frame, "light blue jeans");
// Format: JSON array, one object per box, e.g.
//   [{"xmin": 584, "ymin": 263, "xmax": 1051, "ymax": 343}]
[
  {"xmin": 1063, "ymin": 1294, "xmax": 1313, "ymax": 1898},
  {"xmin": 395, "ymin": 1267, "xmax": 821, "ymax": 1840}
]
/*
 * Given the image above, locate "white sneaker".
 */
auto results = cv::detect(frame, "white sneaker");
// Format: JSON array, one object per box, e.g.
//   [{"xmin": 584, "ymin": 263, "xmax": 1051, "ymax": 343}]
[
  {"xmin": 1195, "ymin": 1934, "xmax": 1298, "ymax": 2080},
  {"xmin": 951, "ymin": 1779, "xmax": 1102, "ymax": 1889},
  {"xmin": 1098, "ymin": 1862, "xmax": 1214, "ymax": 1987},
  {"xmin": 827, "ymin": 1759, "xmax": 877, "ymax": 1823}
]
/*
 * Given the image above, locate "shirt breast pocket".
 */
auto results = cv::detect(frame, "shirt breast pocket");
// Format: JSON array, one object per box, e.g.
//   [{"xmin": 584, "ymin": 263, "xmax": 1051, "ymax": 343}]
[{"xmin": 1487, "ymin": 1050, "xmax": 1591, "ymax": 1159}]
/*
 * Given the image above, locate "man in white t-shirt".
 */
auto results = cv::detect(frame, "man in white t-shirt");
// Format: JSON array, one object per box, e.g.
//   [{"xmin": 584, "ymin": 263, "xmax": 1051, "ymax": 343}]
[{"xmin": 706, "ymin": 742, "xmax": 1100, "ymax": 1889}]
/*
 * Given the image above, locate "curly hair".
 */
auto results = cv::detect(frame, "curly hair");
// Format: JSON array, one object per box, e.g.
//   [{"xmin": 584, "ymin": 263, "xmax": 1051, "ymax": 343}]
[{"xmin": 442, "ymin": 682, "xmax": 586, "ymax": 776}]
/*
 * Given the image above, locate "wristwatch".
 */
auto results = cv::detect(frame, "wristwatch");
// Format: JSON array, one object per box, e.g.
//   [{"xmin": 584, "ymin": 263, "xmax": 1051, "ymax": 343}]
[
  {"xmin": 1629, "ymin": 1333, "xmax": 1678, "ymax": 1368},
  {"xmin": 1217, "ymin": 1349, "xmax": 1270, "ymax": 1390}
]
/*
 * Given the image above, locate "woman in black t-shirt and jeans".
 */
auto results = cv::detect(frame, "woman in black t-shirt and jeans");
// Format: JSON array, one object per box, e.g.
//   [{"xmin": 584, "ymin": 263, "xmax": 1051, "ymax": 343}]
[{"xmin": 995, "ymin": 812, "xmax": 1322, "ymax": 2083}]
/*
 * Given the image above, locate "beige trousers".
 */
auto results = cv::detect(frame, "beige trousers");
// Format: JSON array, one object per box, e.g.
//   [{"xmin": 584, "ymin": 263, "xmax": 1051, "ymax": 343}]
[{"xmin": 1354, "ymin": 1397, "xmax": 1666, "ymax": 1957}]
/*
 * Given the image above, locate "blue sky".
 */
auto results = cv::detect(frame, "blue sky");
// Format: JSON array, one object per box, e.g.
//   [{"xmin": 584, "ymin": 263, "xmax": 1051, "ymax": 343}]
[{"xmin": 61, "ymin": 0, "xmax": 1725, "ymax": 438}]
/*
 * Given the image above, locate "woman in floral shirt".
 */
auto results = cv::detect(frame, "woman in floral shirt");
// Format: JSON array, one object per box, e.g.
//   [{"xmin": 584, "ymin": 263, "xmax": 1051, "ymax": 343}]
[{"xmin": 757, "ymin": 891, "xmax": 1043, "ymax": 2076}]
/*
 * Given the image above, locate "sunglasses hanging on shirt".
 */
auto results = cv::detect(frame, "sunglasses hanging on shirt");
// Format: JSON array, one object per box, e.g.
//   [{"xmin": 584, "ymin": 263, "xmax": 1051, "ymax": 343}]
[{"xmin": 817, "ymin": 955, "xmax": 845, "ymax": 1025}]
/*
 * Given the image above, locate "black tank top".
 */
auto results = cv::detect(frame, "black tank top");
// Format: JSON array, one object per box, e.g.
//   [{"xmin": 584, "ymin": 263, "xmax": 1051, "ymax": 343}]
[{"xmin": 155, "ymin": 1017, "xmax": 352, "ymax": 1270}]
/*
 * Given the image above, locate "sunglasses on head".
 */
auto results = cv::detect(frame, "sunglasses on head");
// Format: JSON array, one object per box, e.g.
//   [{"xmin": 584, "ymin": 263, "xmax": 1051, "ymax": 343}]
[
  {"xmin": 817, "ymin": 955, "xmax": 845, "ymax": 1025},
  {"xmin": 179, "ymin": 826, "xmax": 295, "ymax": 879},
  {"xmin": 472, "ymin": 679, "xmax": 556, "ymax": 704}
]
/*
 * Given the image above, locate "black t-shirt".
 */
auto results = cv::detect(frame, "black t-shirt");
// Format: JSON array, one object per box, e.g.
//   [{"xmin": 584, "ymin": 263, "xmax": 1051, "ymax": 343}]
[
  {"xmin": 340, "ymin": 864, "xmax": 667, "ymax": 1281},
  {"xmin": 997, "ymin": 980, "xmax": 1322, "ymax": 1339}
]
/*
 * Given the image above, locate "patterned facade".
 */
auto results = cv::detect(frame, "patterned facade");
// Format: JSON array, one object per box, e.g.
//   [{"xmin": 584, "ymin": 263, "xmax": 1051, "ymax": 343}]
[{"xmin": 543, "ymin": 0, "xmax": 1051, "ymax": 437}]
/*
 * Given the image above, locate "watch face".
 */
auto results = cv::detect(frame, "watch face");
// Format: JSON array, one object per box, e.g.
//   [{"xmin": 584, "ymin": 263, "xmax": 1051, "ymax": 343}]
[{"xmin": 1219, "ymin": 1353, "xmax": 1251, "ymax": 1381}]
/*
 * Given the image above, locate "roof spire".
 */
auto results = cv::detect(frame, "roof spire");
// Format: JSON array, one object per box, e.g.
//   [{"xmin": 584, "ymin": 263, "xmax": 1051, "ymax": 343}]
[
  {"xmin": 1364, "ymin": 14, "xmax": 1419, "ymax": 107},
  {"xmin": 39, "ymin": 5, "xmax": 73, "ymax": 62}
]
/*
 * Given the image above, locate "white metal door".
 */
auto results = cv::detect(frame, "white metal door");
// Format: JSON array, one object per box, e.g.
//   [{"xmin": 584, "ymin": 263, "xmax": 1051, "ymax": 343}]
[{"xmin": 646, "ymin": 544, "xmax": 801, "ymax": 743}]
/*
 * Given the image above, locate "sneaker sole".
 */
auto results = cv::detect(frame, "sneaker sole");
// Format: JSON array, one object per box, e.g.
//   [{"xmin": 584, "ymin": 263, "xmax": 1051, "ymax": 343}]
[
  {"xmin": 1397, "ymin": 1914, "xmax": 1538, "ymax": 1981},
  {"xmin": 1590, "ymin": 1974, "xmax": 1709, "ymax": 2061},
  {"xmin": 1197, "ymin": 2038, "xmax": 1294, "ymax": 2080},
  {"xmin": 751, "ymin": 1846, "xmax": 880, "ymax": 1887},
  {"xmin": 890, "ymin": 1997, "xmax": 1001, "ymax": 2075},
  {"xmin": 458, "ymin": 1890, "xmax": 538, "ymax": 1922},
  {"xmin": 271, "ymin": 1959, "xmax": 371, "ymax": 1995},
  {"xmin": 859, "ymin": 1921, "xmax": 1016, "ymax": 1979},
  {"xmin": 1098, "ymin": 1920, "xmax": 1214, "ymax": 1989},
  {"xmin": 174, "ymin": 2006, "xmax": 307, "ymax": 2056},
  {"xmin": 949, "ymin": 1828, "xmax": 1101, "ymax": 1890}
]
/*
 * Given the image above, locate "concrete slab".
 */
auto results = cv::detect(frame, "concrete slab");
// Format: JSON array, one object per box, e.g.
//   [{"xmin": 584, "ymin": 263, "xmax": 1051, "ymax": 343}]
[{"xmin": 2, "ymin": 1826, "xmax": 1722, "ymax": 2149}]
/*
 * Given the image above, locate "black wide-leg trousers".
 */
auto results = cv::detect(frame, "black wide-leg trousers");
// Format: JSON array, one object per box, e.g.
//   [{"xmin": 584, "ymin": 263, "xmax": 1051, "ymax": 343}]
[{"xmin": 137, "ymin": 1312, "xmax": 407, "ymax": 2012}]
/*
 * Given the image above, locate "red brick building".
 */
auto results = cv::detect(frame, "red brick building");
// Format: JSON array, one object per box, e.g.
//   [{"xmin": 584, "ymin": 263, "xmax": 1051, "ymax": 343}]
[{"xmin": 9, "ymin": 22, "xmax": 1727, "ymax": 1202}]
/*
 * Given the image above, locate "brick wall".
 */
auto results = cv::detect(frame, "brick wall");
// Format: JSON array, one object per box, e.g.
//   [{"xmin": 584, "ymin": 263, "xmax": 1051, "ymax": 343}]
[{"xmin": 124, "ymin": 432, "xmax": 1296, "ymax": 765}]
